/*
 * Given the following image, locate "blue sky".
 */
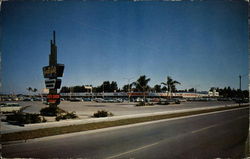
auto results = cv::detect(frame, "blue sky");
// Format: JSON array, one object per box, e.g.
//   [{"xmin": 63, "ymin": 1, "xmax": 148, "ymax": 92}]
[{"xmin": 0, "ymin": 1, "xmax": 248, "ymax": 94}]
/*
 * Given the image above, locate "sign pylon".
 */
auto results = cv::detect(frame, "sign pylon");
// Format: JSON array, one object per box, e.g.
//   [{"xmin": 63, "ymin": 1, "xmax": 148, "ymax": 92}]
[{"xmin": 43, "ymin": 31, "xmax": 64, "ymax": 108}]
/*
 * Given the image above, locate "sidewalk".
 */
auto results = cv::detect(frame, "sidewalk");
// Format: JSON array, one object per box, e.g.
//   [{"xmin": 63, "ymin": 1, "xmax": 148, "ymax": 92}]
[{"xmin": 1, "ymin": 103, "xmax": 244, "ymax": 134}]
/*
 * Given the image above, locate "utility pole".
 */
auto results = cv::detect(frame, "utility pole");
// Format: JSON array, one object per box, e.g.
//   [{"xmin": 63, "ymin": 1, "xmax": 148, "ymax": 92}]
[
  {"xmin": 103, "ymin": 84, "xmax": 104, "ymax": 99},
  {"xmin": 239, "ymin": 75, "xmax": 242, "ymax": 91},
  {"xmin": 102, "ymin": 82, "xmax": 106, "ymax": 99},
  {"xmin": 124, "ymin": 77, "xmax": 134, "ymax": 103},
  {"xmin": 239, "ymin": 75, "xmax": 242, "ymax": 106}
]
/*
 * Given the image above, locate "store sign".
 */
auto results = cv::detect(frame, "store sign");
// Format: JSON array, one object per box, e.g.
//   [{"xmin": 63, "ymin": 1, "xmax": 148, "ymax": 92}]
[
  {"xmin": 43, "ymin": 64, "xmax": 64, "ymax": 78},
  {"xmin": 47, "ymin": 94, "xmax": 61, "ymax": 104},
  {"xmin": 47, "ymin": 99, "xmax": 60, "ymax": 104},
  {"xmin": 47, "ymin": 94, "xmax": 60, "ymax": 99},
  {"xmin": 45, "ymin": 79, "xmax": 61, "ymax": 89}
]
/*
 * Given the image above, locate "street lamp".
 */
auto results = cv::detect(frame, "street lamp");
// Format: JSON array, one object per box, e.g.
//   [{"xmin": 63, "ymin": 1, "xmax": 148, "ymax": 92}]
[
  {"xmin": 238, "ymin": 74, "xmax": 248, "ymax": 105},
  {"xmin": 123, "ymin": 77, "xmax": 134, "ymax": 103},
  {"xmin": 136, "ymin": 81, "xmax": 146, "ymax": 104},
  {"xmin": 103, "ymin": 84, "xmax": 104, "ymax": 99},
  {"xmin": 102, "ymin": 82, "xmax": 107, "ymax": 99}
]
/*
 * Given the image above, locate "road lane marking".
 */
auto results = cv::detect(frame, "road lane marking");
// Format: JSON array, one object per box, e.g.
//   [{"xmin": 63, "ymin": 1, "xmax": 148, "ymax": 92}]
[
  {"xmin": 105, "ymin": 142, "xmax": 160, "ymax": 159},
  {"xmin": 106, "ymin": 115, "xmax": 248, "ymax": 159},
  {"xmin": 191, "ymin": 124, "xmax": 218, "ymax": 134},
  {"xmin": 191, "ymin": 115, "xmax": 248, "ymax": 134}
]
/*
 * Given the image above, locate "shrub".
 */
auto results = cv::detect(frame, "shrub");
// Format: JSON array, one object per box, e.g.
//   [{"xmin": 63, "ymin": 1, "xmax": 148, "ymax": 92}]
[
  {"xmin": 40, "ymin": 107, "xmax": 66, "ymax": 116},
  {"xmin": 93, "ymin": 110, "xmax": 113, "ymax": 118},
  {"xmin": 147, "ymin": 103, "xmax": 154, "ymax": 106},
  {"xmin": 55, "ymin": 112, "xmax": 78, "ymax": 121},
  {"xmin": 6, "ymin": 112, "xmax": 42, "ymax": 124},
  {"xmin": 42, "ymin": 116, "xmax": 47, "ymax": 122}
]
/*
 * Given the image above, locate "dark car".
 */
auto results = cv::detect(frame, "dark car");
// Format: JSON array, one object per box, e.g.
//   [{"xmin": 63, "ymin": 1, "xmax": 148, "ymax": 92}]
[
  {"xmin": 83, "ymin": 98, "xmax": 92, "ymax": 101},
  {"xmin": 70, "ymin": 98, "xmax": 83, "ymax": 102}
]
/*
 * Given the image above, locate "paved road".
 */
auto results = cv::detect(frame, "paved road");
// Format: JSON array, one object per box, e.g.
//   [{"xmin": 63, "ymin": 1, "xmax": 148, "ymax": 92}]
[{"xmin": 2, "ymin": 107, "xmax": 249, "ymax": 159}]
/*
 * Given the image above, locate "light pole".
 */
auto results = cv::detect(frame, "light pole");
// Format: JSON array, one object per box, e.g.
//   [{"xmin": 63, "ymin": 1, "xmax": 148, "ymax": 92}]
[
  {"xmin": 123, "ymin": 77, "xmax": 134, "ymax": 103},
  {"xmin": 169, "ymin": 84, "xmax": 171, "ymax": 100},
  {"xmin": 136, "ymin": 81, "xmax": 146, "ymax": 104},
  {"xmin": 102, "ymin": 82, "xmax": 107, "ymax": 99},
  {"xmin": 103, "ymin": 84, "xmax": 104, "ymax": 99},
  {"xmin": 70, "ymin": 87, "xmax": 73, "ymax": 99},
  {"xmin": 238, "ymin": 74, "xmax": 248, "ymax": 105},
  {"xmin": 239, "ymin": 75, "xmax": 242, "ymax": 106},
  {"xmin": 239, "ymin": 75, "xmax": 242, "ymax": 91}
]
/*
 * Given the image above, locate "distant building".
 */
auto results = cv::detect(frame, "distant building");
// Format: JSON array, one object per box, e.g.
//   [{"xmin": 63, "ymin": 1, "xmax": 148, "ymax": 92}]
[{"xmin": 60, "ymin": 90, "xmax": 219, "ymax": 98}]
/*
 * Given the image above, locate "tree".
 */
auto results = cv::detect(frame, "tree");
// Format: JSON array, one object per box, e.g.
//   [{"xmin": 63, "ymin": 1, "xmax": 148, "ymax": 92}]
[
  {"xmin": 162, "ymin": 86, "xmax": 167, "ymax": 92},
  {"xmin": 122, "ymin": 84, "xmax": 129, "ymax": 92},
  {"xmin": 153, "ymin": 84, "xmax": 161, "ymax": 93},
  {"xmin": 33, "ymin": 88, "xmax": 37, "ymax": 93},
  {"xmin": 133, "ymin": 75, "xmax": 151, "ymax": 104},
  {"xmin": 60, "ymin": 86, "xmax": 70, "ymax": 93},
  {"xmin": 133, "ymin": 75, "xmax": 151, "ymax": 92},
  {"xmin": 214, "ymin": 86, "xmax": 249, "ymax": 99},
  {"xmin": 161, "ymin": 76, "xmax": 181, "ymax": 98},
  {"xmin": 72, "ymin": 86, "xmax": 85, "ymax": 92},
  {"xmin": 27, "ymin": 87, "xmax": 33, "ymax": 98},
  {"xmin": 122, "ymin": 84, "xmax": 133, "ymax": 92},
  {"xmin": 161, "ymin": 76, "xmax": 180, "ymax": 92},
  {"xmin": 27, "ymin": 87, "xmax": 33, "ymax": 92},
  {"xmin": 26, "ymin": 87, "xmax": 37, "ymax": 98},
  {"xmin": 188, "ymin": 88, "xmax": 196, "ymax": 92},
  {"xmin": 110, "ymin": 81, "xmax": 118, "ymax": 92},
  {"xmin": 98, "ymin": 81, "xmax": 118, "ymax": 92}
]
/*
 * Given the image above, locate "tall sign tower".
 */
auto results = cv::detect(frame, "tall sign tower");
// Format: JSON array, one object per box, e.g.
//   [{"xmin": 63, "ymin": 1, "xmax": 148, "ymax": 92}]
[{"xmin": 43, "ymin": 31, "xmax": 64, "ymax": 108}]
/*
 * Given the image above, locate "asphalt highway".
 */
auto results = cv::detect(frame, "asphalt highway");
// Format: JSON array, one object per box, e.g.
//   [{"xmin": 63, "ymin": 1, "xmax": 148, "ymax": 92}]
[{"xmin": 2, "ymin": 107, "xmax": 249, "ymax": 159}]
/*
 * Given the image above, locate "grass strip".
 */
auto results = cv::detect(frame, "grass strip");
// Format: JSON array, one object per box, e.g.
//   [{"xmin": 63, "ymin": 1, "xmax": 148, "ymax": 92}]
[{"xmin": 1, "ymin": 105, "xmax": 249, "ymax": 142}]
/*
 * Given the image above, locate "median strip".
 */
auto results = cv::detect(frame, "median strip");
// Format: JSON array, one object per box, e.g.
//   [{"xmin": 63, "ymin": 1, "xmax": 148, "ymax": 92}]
[{"xmin": 1, "ymin": 105, "xmax": 249, "ymax": 142}]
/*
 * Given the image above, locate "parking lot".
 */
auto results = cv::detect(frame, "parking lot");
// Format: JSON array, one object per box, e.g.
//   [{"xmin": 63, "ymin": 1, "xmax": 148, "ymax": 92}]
[{"xmin": 3, "ymin": 100, "xmax": 236, "ymax": 118}]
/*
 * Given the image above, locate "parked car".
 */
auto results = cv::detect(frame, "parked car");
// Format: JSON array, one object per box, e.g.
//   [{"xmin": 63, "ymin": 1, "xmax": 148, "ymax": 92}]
[
  {"xmin": 70, "ymin": 98, "xmax": 83, "ymax": 102},
  {"xmin": 218, "ymin": 98, "xmax": 232, "ymax": 101},
  {"xmin": 135, "ymin": 98, "xmax": 144, "ymax": 102},
  {"xmin": 234, "ymin": 98, "xmax": 249, "ymax": 103},
  {"xmin": 0, "ymin": 103, "xmax": 21, "ymax": 107},
  {"xmin": 172, "ymin": 99, "xmax": 181, "ymax": 104},
  {"xmin": 33, "ymin": 97, "xmax": 43, "ymax": 101},
  {"xmin": 23, "ymin": 98, "xmax": 33, "ymax": 101},
  {"xmin": 83, "ymin": 98, "xmax": 92, "ymax": 101},
  {"xmin": 94, "ymin": 98, "xmax": 104, "ymax": 103},
  {"xmin": 176, "ymin": 98, "xmax": 187, "ymax": 102},
  {"xmin": 114, "ymin": 98, "xmax": 123, "ymax": 103},
  {"xmin": 6, "ymin": 103, "xmax": 20, "ymax": 106},
  {"xmin": 150, "ymin": 98, "xmax": 160, "ymax": 102},
  {"xmin": 0, "ymin": 103, "xmax": 6, "ymax": 107}
]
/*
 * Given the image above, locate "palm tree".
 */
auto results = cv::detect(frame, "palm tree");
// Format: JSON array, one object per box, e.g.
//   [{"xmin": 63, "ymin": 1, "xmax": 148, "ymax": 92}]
[
  {"xmin": 33, "ymin": 88, "xmax": 37, "ymax": 93},
  {"xmin": 133, "ymin": 75, "xmax": 151, "ymax": 104},
  {"xmin": 161, "ymin": 76, "xmax": 181, "ymax": 98},
  {"xmin": 27, "ymin": 87, "xmax": 33, "ymax": 92},
  {"xmin": 133, "ymin": 75, "xmax": 151, "ymax": 91},
  {"xmin": 153, "ymin": 84, "xmax": 161, "ymax": 93},
  {"xmin": 27, "ymin": 87, "xmax": 33, "ymax": 98},
  {"xmin": 33, "ymin": 88, "xmax": 38, "ymax": 98},
  {"xmin": 27, "ymin": 87, "xmax": 38, "ymax": 99}
]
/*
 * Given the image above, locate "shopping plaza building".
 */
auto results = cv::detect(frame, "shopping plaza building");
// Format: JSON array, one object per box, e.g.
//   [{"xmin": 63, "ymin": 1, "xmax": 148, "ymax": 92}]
[{"xmin": 60, "ymin": 90, "xmax": 219, "ymax": 99}]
